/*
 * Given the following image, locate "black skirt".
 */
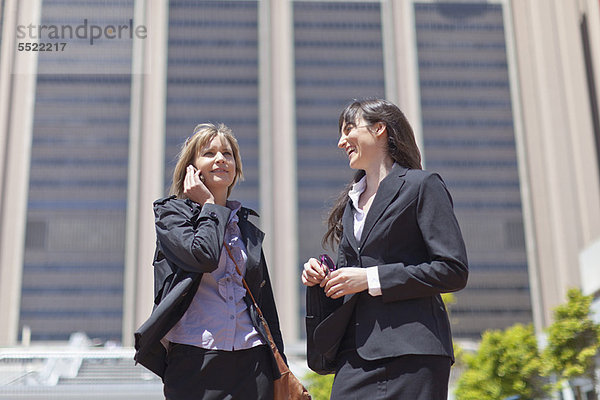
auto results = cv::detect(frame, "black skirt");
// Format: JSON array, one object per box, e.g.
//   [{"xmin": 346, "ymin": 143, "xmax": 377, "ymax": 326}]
[
  {"xmin": 330, "ymin": 349, "xmax": 451, "ymax": 400},
  {"xmin": 163, "ymin": 343, "xmax": 274, "ymax": 400}
]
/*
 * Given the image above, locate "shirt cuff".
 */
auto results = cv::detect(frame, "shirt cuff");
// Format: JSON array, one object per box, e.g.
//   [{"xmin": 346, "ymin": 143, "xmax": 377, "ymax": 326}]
[{"xmin": 366, "ymin": 266, "xmax": 382, "ymax": 297}]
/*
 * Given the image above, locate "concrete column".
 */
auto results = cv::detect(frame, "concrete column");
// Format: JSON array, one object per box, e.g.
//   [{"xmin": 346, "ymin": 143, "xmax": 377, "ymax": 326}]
[
  {"xmin": 503, "ymin": 0, "xmax": 544, "ymax": 333},
  {"xmin": 581, "ymin": 0, "xmax": 600, "ymax": 123},
  {"xmin": 511, "ymin": 0, "xmax": 600, "ymax": 326},
  {"xmin": 380, "ymin": 0, "xmax": 398, "ymax": 105},
  {"xmin": 122, "ymin": 0, "xmax": 168, "ymax": 346},
  {"xmin": 581, "ymin": 0, "xmax": 600, "ymax": 180},
  {"xmin": 554, "ymin": 0, "xmax": 600, "ymax": 246},
  {"xmin": 0, "ymin": 0, "xmax": 41, "ymax": 345},
  {"xmin": 0, "ymin": 0, "xmax": 15, "ymax": 208},
  {"xmin": 387, "ymin": 0, "xmax": 425, "ymax": 161},
  {"xmin": 259, "ymin": 0, "xmax": 299, "ymax": 344}
]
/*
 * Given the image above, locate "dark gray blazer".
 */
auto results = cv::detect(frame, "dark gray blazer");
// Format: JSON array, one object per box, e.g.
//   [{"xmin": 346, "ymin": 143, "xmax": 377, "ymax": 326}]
[
  {"xmin": 312, "ymin": 164, "xmax": 468, "ymax": 362},
  {"xmin": 134, "ymin": 196, "xmax": 285, "ymax": 379}
]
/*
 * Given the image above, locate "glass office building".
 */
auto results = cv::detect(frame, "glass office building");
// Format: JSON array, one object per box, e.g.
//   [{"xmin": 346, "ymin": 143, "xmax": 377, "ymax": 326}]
[
  {"xmin": 293, "ymin": 1, "xmax": 385, "ymax": 273},
  {"xmin": 414, "ymin": 2, "xmax": 530, "ymax": 337},
  {"xmin": 1, "ymin": 0, "xmax": 599, "ymax": 345},
  {"xmin": 165, "ymin": 1, "xmax": 260, "ymax": 209},
  {"xmin": 19, "ymin": 0, "xmax": 134, "ymax": 340}
]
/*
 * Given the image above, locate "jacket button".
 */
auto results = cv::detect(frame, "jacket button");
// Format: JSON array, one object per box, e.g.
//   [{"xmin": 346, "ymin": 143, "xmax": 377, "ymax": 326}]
[{"xmin": 209, "ymin": 212, "xmax": 217, "ymax": 218}]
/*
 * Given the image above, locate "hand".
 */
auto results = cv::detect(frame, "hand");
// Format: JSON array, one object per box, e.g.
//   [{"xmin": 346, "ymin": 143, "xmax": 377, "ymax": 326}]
[
  {"xmin": 301, "ymin": 258, "xmax": 327, "ymax": 287},
  {"xmin": 183, "ymin": 165, "xmax": 214, "ymax": 205},
  {"xmin": 321, "ymin": 267, "xmax": 368, "ymax": 299}
]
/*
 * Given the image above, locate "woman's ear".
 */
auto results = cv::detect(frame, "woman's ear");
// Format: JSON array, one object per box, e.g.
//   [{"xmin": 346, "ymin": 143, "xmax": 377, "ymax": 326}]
[{"xmin": 373, "ymin": 122, "xmax": 387, "ymax": 137}]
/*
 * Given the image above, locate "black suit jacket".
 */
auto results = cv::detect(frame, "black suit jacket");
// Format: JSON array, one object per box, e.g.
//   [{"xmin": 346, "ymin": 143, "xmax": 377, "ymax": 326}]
[
  {"xmin": 312, "ymin": 164, "xmax": 468, "ymax": 362},
  {"xmin": 134, "ymin": 196, "xmax": 285, "ymax": 378}
]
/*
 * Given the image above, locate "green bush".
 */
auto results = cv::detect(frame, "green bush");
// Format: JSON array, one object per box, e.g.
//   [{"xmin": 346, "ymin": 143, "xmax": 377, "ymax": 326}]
[
  {"xmin": 303, "ymin": 371, "xmax": 334, "ymax": 400},
  {"xmin": 454, "ymin": 324, "xmax": 550, "ymax": 400},
  {"xmin": 455, "ymin": 288, "xmax": 600, "ymax": 400}
]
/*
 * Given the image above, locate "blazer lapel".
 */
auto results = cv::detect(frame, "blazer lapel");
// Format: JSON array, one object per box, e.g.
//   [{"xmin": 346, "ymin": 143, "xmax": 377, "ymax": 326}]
[
  {"xmin": 359, "ymin": 164, "xmax": 407, "ymax": 248},
  {"xmin": 237, "ymin": 209, "xmax": 264, "ymax": 271},
  {"xmin": 342, "ymin": 200, "xmax": 359, "ymax": 254}
]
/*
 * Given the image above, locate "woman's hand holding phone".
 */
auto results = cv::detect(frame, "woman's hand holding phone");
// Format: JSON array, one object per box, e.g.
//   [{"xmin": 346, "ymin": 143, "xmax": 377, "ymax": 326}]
[{"xmin": 183, "ymin": 165, "xmax": 214, "ymax": 205}]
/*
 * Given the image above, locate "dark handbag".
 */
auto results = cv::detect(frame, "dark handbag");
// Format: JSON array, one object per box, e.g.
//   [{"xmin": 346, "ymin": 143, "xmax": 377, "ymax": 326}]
[
  {"xmin": 305, "ymin": 287, "xmax": 337, "ymax": 375},
  {"xmin": 305, "ymin": 254, "xmax": 347, "ymax": 375},
  {"xmin": 224, "ymin": 245, "xmax": 312, "ymax": 400}
]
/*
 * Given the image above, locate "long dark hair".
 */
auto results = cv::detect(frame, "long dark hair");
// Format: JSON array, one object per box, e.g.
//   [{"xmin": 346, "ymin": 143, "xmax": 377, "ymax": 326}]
[{"xmin": 322, "ymin": 98, "xmax": 422, "ymax": 249}]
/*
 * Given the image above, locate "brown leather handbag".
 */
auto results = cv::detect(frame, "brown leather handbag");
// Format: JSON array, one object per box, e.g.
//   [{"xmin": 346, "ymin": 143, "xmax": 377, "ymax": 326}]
[{"xmin": 225, "ymin": 245, "xmax": 312, "ymax": 400}]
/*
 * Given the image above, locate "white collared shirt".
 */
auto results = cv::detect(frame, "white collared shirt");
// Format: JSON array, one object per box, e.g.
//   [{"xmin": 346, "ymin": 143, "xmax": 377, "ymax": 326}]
[{"xmin": 348, "ymin": 176, "xmax": 382, "ymax": 297}]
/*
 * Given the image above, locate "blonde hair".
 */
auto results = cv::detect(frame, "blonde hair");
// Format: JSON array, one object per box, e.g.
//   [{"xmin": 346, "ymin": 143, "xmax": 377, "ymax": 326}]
[{"xmin": 169, "ymin": 123, "xmax": 243, "ymax": 198}]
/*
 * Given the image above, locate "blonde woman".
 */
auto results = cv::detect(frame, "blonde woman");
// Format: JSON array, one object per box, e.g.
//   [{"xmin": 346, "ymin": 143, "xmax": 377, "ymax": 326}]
[{"xmin": 135, "ymin": 123, "xmax": 285, "ymax": 400}]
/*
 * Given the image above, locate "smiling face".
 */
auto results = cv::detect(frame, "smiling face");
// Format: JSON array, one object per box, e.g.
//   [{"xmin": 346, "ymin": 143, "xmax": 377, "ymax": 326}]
[
  {"xmin": 338, "ymin": 117, "xmax": 383, "ymax": 170},
  {"xmin": 193, "ymin": 135, "xmax": 236, "ymax": 194}
]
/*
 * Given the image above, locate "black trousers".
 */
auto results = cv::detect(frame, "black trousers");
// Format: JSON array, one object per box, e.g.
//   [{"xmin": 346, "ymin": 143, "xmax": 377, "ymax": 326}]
[
  {"xmin": 163, "ymin": 343, "xmax": 274, "ymax": 400},
  {"xmin": 330, "ymin": 350, "xmax": 451, "ymax": 400}
]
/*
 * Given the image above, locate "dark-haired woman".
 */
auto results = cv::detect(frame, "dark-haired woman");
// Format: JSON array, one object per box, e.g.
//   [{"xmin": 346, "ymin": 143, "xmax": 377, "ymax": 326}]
[
  {"xmin": 302, "ymin": 99, "xmax": 468, "ymax": 399},
  {"xmin": 135, "ymin": 123, "xmax": 285, "ymax": 400}
]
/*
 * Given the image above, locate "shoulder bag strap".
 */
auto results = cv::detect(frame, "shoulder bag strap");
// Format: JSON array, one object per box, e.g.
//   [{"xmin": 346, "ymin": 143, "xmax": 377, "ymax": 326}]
[{"xmin": 223, "ymin": 244, "xmax": 266, "ymax": 320}]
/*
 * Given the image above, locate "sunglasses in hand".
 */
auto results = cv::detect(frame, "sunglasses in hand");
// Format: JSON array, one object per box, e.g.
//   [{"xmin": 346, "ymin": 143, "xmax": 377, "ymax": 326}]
[{"xmin": 318, "ymin": 254, "xmax": 337, "ymax": 275}]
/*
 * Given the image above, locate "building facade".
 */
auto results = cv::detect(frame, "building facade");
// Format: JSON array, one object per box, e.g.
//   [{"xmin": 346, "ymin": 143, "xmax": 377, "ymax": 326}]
[{"xmin": 0, "ymin": 0, "xmax": 599, "ymax": 346}]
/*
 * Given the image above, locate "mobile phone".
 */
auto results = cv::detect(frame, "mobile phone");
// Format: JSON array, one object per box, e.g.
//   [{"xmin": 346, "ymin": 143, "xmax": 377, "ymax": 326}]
[
  {"xmin": 319, "ymin": 254, "xmax": 336, "ymax": 275},
  {"xmin": 190, "ymin": 165, "xmax": 204, "ymax": 182}
]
